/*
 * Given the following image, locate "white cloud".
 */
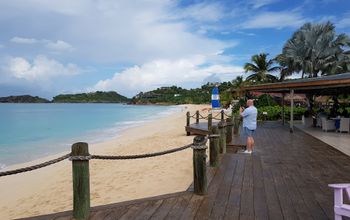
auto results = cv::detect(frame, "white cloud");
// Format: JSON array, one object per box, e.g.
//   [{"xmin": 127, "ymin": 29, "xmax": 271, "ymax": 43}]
[
  {"xmin": 337, "ymin": 13, "xmax": 350, "ymax": 28},
  {"xmin": 45, "ymin": 40, "xmax": 74, "ymax": 51},
  {"xmin": 0, "ymin": 1, "xmax": 232, "ymax": 64},
  {"xmin": 7, "ymin": 55, "xmax": 79, "ymax": 81},
  {"xmin": 92, "ymin": 56, "xmax": 243, "ymax": 97},
  {"xmin": 10, "ymin": 37, "xmax": 37, "ymax": 44},
  {"xmin": 248, "ymin": 0, "xmax": 279, "ymax": 9},
  {"xmin": 242, "ymin": 11, "xmax": 306, "ymax": 29},
  {"xmin": 0, "ymin": 44, "xmax": 3, "ymax": 48},
  {"xmin": 177, "ymin": 2, "xmax": 225, "ymax": 22},
  {"xmin": 10, "ymin": 37, "xmax": 74, "ymax": 51}
]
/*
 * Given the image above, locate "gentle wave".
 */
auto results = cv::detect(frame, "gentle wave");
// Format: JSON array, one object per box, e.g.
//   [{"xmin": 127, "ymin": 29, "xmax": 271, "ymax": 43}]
[
  {"xmin": 0, "ymin": 104, "xmax": 182, "ymax": 167},
  {"xmin": 0, "ymin": 163, "xmax": 6, "ymax": 170},
  {"xmin": 84, "ymin": 106, "xmax": 182, "ymax": 144}
]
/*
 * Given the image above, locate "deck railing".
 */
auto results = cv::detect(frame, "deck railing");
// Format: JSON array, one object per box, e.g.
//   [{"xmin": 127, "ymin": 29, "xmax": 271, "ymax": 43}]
[{"xmin": 0, "ymin": 115, "xmax": 231, "ymax": 220}]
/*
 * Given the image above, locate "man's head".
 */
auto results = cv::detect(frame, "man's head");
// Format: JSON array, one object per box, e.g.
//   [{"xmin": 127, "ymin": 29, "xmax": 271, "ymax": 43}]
[{"xmin": 246, "ymin": 99, "xmax": 254, "ymax": 107}]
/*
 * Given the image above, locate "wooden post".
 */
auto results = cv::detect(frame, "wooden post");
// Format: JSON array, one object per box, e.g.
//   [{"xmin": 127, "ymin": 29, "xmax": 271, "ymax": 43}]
[
  {"xmin": 233, "ymin": 115, "xmax": 240, "ymax": 136},
  {"xmin": 186, "ymin": 111, "xmax": 190, "ymax": 136},
  {"xmin": 209, "ymin": 126, "xmax": 220, "ymax": 167},
  {"xmin": 290, "ymin": 89, "xmax": 294, "ymax": 133},
  {"xmin": 226, "ymin": 117, "xmax": 233, "ymax": 144},
  {"xmin": 192, "ymin": 136, "xmax": 208, "ymax": 195},
  {"xmin": 221, "ymin": 110, "xmax": 224, "ymax": 121},
  {"xmin": 196, "ymin": 110, "xmax": 199, "ymax": 124},
  {"xmin": 208, "ymin": 113, "xmax": 212, "ymax": 132},
  {"xmin": 282, "ymin": 93, "xmax": 285, "ymax": 125},
  {"xmin": 71, "ymin": 142, "xmax": 90, "ymax": 220},
  {"xmin": 218, "ymin": 121, "xmax": 226, "ymax": 154}
]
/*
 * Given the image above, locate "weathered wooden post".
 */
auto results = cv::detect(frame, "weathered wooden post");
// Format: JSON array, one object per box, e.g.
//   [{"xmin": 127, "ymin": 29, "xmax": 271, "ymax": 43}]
[
  {"xmin": 226, "ymin": 117, "xmax": 233, "ymax": 144},
  {"xmin": 233, "ymin": 115, "xmax": 240, "ymax": 136},
  {"xmin": 192, "ymin": 135, "xmax": 208, "ymax": 195},
  {"xmin": 196, "ymin": 110, "xmax": 200, "ymax": 124},
  {"xmin": 186, "ymin": 111, "xmax": 191, "ymax": 136},
  {"xmin": 221, "ymin": 110, "xmax": 224, "ymax": 121},
  {"xmin": 218, "ymin": 121, "xmax": 226, "ymax": 154},
  {"xmin": 71, "ymin": 142, "xmax": 90, "ymax": 220},
  {"xmin": 209, "ymin": 126, "xmax": 220, "ymax": 167},
  {"xmin": 208, "ymin": 113, "xmax": 212, "ymax": 132}
]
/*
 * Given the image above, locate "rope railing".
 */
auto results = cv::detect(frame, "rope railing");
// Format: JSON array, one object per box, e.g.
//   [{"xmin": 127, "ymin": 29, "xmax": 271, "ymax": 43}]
[
  {"xmin": 0, "ymin": 110, "xmax": 235, "ymax": 220},
  {"xmin": 0, "ymin": 143, "xmax": 196, "ymax": 177},
  {"xmin": 223, "ymin": 112, "xmax": 232, "ymax": 118},
  {"xmin": 91, "ymin": 144, "xmax": 193, "ymax": 160},
  {"xmin": 189, "ymin": 113, "xmax": 197, "ymax": 118},
  {"xmin": 187, "ymin": 110, "xmax": 233, "ymax": 123},
  {"xmin": 0, "ymin": 153, "xmax": 70, "ymax": 177}
]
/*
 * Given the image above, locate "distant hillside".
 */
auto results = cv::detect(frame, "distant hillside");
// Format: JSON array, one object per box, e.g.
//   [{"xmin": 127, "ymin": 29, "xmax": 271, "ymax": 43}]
[
  {"xmin": 131, "ymin": 83, "xmax": 233, "ymax": 105},
  {"xmin": 53, "ymin": 91, "xmax": 129, "ymax": 103},
  {"xmin": 0, "ymin": 95, "xmax": 50, "ymax": 103}
]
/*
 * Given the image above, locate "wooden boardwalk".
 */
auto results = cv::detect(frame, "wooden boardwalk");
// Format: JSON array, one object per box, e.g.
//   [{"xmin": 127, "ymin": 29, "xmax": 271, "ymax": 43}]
[
  {"xmin": 23, "ymin": 122, "xmax": 350, "ymax": 220},
  {"xmin": 185, "ymin": 122, "xmax": 218, "ymax": 136}
]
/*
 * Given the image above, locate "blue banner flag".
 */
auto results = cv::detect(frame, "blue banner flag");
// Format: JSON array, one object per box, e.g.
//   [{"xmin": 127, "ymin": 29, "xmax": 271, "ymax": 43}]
[{"xmin": 211, "ymin": 87, "xmax": 220, "ymax": 108}]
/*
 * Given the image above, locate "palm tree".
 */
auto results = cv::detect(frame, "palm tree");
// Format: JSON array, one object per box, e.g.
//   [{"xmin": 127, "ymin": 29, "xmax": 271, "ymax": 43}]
[
  {"xmin": 244, "ymin": 53, "xmax": 280, "ymax": 83},
  {"xmin": 231, "ymin": 76, "xmax": 245, "ymax": 98},
  {"xmin": 278, "ymin": 22, "xmax": 350, "ymax": 78},
  {"xmin": 275, "ymin": 53, "xmax": 298, "ymax": 81}
]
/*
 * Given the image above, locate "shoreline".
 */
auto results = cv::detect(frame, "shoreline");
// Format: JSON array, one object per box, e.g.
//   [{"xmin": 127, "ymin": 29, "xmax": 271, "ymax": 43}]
[
  {"xmin": 0, "ymin": 104, "xmax": 182, "ymax": 170},
  {"xmin": 0, "ymin": 104, "xmax": 209, "ymax": 219}
]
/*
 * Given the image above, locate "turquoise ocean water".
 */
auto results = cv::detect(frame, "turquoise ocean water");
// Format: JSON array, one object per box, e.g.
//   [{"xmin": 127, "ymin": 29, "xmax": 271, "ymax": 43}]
[{"xmin": 0, "ymin": 104, "xmax": 180, "ymax": 169}]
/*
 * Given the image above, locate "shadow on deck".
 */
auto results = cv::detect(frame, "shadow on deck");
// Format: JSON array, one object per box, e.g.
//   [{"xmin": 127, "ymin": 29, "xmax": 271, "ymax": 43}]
[{"xmin": 22, "ymin": 122, "xmax": 350, "ymax": 220}]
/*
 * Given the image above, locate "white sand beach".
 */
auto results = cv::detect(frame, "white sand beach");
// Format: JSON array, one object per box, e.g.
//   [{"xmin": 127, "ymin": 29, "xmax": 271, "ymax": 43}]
[{"xmin": 0, "ymin": 104, "xmax": 210, "ymax": 219}]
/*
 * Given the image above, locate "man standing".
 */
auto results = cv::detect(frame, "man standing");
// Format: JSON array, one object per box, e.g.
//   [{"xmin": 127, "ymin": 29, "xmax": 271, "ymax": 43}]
[{"xmin": 240, "ymin": 99, "xmax": 258, "ymax": 154}]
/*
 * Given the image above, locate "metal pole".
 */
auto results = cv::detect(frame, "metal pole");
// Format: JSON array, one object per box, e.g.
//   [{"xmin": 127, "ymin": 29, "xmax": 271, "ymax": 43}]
[
  {"xmin": 290, "ymin": 89, "xmax": 294, "ymax": 133},
  {"xmin": 282, "ymin": 93, "xmax": 285, "ymax": 125}
]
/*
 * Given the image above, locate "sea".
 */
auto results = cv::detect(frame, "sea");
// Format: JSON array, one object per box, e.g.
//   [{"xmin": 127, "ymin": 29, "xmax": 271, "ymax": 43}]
[{"xmin": 0, "ymin": 103, "xmax": 182, "ymax": 169}]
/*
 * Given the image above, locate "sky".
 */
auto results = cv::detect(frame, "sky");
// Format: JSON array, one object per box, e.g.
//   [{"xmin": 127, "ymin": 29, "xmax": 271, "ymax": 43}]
[{"xmin": 0, "ymin": 0, "xmax": 349, "ymax": 98}]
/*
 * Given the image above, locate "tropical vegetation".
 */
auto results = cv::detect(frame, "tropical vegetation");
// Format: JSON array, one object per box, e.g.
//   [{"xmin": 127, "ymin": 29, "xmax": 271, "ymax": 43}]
[
  {"xmin": 243, "ymin": 53, "xmax": 280, "ymax": 83},
  {"xmin": 52, "ymin": 91, "xmax": 129, "ymax": 103},
  {"xmin": 0, "ymin": 95, "xmax": 50, "ymax": 103},
  {"xmin": 276, "ymin": 22, "xmax": 350, "ymax": 78}
]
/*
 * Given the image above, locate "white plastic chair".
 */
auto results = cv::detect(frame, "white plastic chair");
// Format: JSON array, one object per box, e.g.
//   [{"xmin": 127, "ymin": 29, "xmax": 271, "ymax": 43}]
[
  {"xmin": 339, "ymin": 118, "xmax": 350, "ymax": 133},
  {"xmin": 321, "ymin": 118, "xmax": 336, "ymax": 132},
  {"xmin": 329, "ymin": 184, "xmax": 350, "ymax": 220}
]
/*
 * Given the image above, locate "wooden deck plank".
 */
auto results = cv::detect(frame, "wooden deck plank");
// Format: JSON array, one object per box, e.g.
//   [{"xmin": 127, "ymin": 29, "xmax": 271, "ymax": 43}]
[
  {"xmin": 223, "ymin": 156, "xmax": 245, "ymax": 220},
  {"xmin": 118, "ymin": 202, "xmax": 150, "ymax": 220},
  {"xmin": 149, "ymin": 197, "xmax": 178, "ymax": 220},
  {"xmin": 165, "ymin": 193, "xmax": 192, "ymax": 219},
  {"xmin": 239, "ymin": 155, "xmax": 254, "ymax": 220},
  {"xmin": 23, "ymin": 122, "xmax": 350, "ymax": 220},
  {"xmin": 179, "ymin": 194, "xmax": 204, "ymax": 219},
  {"xmin": 194, "ymin": 155, "xmax": 230, "ymax": 220},
  {"xmin": 209, "ymin": 155, "xmax": 237, "ymax": 219},
  {"xmin": 133, "ymin": 200, "xmax": 163, "ymax": 220},
  {"xmin": 252, "ymin": 154, "xmax": 269, "ymax": 220}
]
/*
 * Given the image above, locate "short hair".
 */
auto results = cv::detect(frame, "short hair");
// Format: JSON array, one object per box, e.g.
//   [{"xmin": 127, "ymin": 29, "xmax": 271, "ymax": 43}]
[{"xmin": 247, "ymin": 99, "xmax": 254, "ymax": 106}]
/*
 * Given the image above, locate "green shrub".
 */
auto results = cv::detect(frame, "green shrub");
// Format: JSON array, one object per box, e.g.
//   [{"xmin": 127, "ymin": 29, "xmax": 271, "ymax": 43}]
[{"xmin": 257, "ymin": 106, "xmax": 306, "ymax": 121}]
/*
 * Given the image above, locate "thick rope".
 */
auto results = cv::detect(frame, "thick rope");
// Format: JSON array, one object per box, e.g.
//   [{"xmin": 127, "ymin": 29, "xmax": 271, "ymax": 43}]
[
  {"xmin": 223, "ymin": 112, "xmax": 232, "ymax": 117},
  {"xmin": 213, "ymin": 112, "xmax": 221, "ymax": 118},
  {"xmin": 212, "ymin": 116, "xmax": 222, "ymax": 120},
  {"xmin": 0, "ymin": 153, "xmax": 70, "ymax": 177},
  {"xmin": 91, "ymin": 144, "xmax": 192, "ymax": 160},
  {"xmin": 198, "ymin": 113, "xmax": 209, "ymax": 119},
  {"xmin": 0, "ymin": 142, "xmax": 197, "ymax": 177}
]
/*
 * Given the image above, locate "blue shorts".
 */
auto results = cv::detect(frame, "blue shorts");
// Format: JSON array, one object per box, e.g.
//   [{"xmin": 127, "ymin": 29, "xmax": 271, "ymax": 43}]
[{"xmin": 243, "ymin": 127, "xmax": 255, "ymax": 137}]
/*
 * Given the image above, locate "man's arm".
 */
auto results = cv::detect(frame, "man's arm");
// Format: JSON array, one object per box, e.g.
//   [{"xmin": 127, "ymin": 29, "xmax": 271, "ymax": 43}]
[{"xmin": 240, "ymin": 107, "xmax": 247, "ymax": 117}]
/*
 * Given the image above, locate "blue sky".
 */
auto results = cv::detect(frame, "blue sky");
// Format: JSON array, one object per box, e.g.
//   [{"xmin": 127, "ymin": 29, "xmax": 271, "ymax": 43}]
[{"xmin": 0, "ymin": 0, "xmax": 349, "ymax": 98}]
